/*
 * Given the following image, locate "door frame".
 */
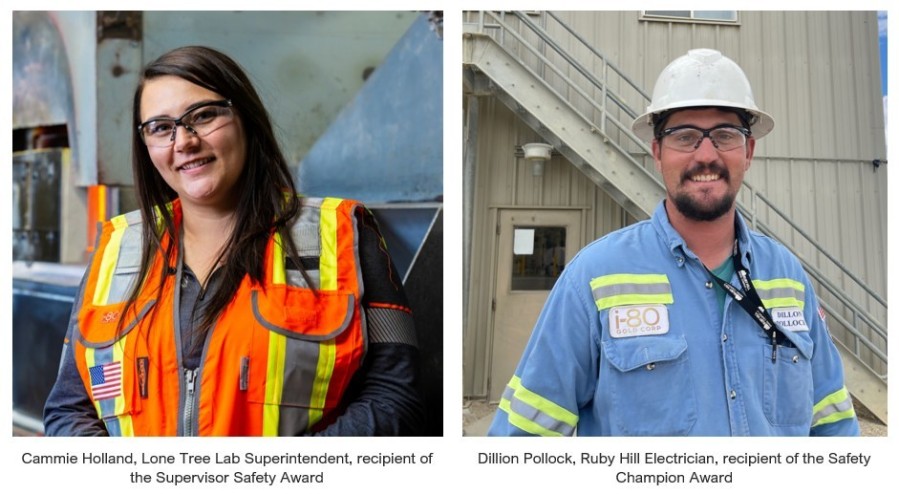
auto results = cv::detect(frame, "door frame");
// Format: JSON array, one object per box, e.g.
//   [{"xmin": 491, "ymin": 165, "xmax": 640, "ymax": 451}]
[{"xmin": 485, "ymin": 207, "xmax": 584, "ymax": 402}]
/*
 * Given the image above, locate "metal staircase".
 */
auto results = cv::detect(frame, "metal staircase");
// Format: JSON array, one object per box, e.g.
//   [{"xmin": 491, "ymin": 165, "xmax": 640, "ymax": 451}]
[{"xmin": 463, "ymin": 10, "xmax": 887, "ymax": 424}]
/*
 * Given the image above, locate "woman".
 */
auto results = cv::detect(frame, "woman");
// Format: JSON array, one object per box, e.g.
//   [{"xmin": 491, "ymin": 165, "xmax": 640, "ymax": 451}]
[{"xmin": 43, "ymin": 46, "xmax": 424, "ymax": 436}]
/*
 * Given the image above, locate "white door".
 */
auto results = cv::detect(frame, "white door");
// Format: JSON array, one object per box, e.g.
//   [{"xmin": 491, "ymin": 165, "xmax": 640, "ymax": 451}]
[{"xmin": 488, "ymin": 209, "xmax": 582, "ymax": 402}]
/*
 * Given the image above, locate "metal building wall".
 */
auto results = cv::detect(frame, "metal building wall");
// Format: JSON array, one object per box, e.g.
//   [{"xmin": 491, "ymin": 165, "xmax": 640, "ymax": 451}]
[
  {"xmin": 142, "ymin": 11, "xmax": 418, "ymax": 179},
  {"xmin": 462, "ymin": 96, "xmax": 631, "ymax": 398},
  {"xmin": 541, "ymin": 11, "xmax": 884, "ymax": 157},
  {"xmin": 299, "ymin": 15, "xmax": 442, "ymax": 203},
  {"xmin": 463, "ymin": 11, "xmax": 887, "ymax": 396},
  {"xmin": 541, "ymin": 11, "xmax": 886, "ymax": 306}
]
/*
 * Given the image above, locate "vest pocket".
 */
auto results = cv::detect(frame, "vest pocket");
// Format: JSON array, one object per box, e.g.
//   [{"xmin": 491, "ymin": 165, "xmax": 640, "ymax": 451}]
[
  {"xmin": 601, "ymin": 334, "xmax": 698, "ymax": 435},
  {"xmin": 250, "ymin": 288, "xmax": 354, "ymax": 340},
  {"xmin": 78, "ymin": 299, "xmax": 156, "ymax": 347},
  {"xmin": 762, "ymin": 329, "xmax": 813, "ymax": 426},
  {"xmin": 247, "ymin": 287, "xmax": 362, "ymax": 424},
  {"xmin": 76, "ymin": 299, "xmax": 156, "ymax": 422}
]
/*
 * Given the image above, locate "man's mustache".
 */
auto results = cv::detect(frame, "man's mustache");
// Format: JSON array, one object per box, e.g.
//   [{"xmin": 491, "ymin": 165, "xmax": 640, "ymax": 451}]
[{"xmin": 680, "ymin": 163, "xmax": 730, "ymax": 183}]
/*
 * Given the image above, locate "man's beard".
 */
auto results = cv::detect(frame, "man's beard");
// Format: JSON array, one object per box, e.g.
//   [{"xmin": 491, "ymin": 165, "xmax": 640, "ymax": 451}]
[{"xmin": 670, "ymin": 165, "xmax": 735, "ymax": 221}]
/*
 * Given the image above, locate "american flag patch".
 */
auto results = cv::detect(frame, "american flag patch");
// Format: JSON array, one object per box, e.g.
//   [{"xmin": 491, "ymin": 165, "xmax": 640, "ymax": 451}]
[{"xmin": 89, "ymin": 361, "xmax": 122, "ymax": 400}]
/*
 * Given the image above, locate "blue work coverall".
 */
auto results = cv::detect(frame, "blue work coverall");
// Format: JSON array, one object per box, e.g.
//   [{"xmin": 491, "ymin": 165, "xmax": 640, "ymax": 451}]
[{"xmin": 489, "ymin": 201, "xmax": 859, "ymax": 436}]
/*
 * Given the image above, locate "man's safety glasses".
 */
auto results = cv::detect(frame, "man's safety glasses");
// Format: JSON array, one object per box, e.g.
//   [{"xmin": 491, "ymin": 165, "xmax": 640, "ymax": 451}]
[{"xmin": 659, "ymin": 124, "xmax": 751, "ymax": 153}]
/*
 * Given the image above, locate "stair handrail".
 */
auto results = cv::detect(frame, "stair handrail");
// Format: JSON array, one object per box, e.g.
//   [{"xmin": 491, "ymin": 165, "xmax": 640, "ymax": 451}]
[
  {"xmin": 467, "ymin": 10, "xmax": 886, "ymax": 311},
  {"xmin": 739, "ymin": 180, "xmax": 886, "ymax": 307},
  {"xmin": 544, "ymin": 11, "xmax": 651, "ymax": 106},
  {"xmin": 465, "ymin": 12, "xmax": 664, "ymax": 187},
  {"xmin": 464, "ymin": 10, "xmax": 886, "ymax": 375}
]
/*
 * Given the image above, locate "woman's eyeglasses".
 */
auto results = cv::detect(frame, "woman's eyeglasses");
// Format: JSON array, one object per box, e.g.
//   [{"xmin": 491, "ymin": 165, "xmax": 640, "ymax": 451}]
[{"xmin": 138, "ymin": 100, "xmax": 234, "ymax": 148}]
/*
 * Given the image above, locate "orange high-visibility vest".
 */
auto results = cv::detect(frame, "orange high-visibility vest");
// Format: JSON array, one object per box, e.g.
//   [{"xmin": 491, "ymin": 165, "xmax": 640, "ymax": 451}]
[{"xmin": 73, "ymin": 197, "xmax": 366, "ymax": 436}]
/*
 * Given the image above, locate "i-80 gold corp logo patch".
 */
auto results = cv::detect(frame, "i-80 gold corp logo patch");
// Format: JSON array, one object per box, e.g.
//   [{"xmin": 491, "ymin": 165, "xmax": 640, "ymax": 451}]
[{"xmin": 609, "ymin": 304, "xmax": 669, "ymax": 338}]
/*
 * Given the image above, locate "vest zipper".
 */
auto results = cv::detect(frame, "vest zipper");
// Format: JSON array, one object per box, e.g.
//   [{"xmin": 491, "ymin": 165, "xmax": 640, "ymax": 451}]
[{"xmin": 183, "ymin": 368, "xmax": 198, "ymax": 436}]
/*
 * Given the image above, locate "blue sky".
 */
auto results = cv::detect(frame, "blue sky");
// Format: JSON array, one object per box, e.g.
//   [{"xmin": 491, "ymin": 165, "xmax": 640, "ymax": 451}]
[
  {"xmin": 879, "ymin": 11, "xmax": 887, "ymax": 142},
  {"xmin": 879, "ymin": 11, "xmax": 887, "ymax": 96}
]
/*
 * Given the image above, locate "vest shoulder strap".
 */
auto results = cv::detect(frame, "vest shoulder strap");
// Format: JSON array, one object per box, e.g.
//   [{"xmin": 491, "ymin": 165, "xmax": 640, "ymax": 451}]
[{"xmin": 290, "ymin": 197, "xmax": 361, "ymax": 258}]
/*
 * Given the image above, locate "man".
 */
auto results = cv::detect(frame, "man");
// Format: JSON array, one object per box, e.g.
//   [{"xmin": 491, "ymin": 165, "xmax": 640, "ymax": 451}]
[{"xmin": 488, "ymin": 48, "xmax": 859, "ymax": 436}]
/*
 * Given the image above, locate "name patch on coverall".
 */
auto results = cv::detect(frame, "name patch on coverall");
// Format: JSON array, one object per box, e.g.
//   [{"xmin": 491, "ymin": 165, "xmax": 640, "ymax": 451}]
[
  {"xmin": 609, "ymin": 305, "xmax": 669, "ymax": 338},
  {"xmin": 771, "ymin": 307, "xmax": 809, "ymax": 332}
]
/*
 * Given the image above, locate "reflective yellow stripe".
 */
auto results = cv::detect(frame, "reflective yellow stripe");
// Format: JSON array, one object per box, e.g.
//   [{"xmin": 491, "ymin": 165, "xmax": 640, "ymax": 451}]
[
  {"xmin": 308, "ymin": 341, "xmax": 336, "ymax": 427},
  {"xmin": 117, "ymin": 414, "xmax": 134, "ymax": 436},
  {"xmin": 110, "ymin": 340, "xmax": 134, "ymax": 436},
  {"xmin": 590, "ymin": 273, "xmax": 669, "ymax": 288},
  {"xmin": 111, "ymin": 341, "xmax": 128, "ymax": 424},
  {"xmin": 596, "ymin": 293, "xmax": 673, "ymax": 310},
  {"xmin": 271, "ymin": 232, "xmax": 285, "ymax": 285},
  {"xmin": 754, "ymin": 278, "xmax": 805, "ymax": 309},
  {"xmin": 752, "ymin": 278, "xmax": 805, "ymax": 291},
  {"xmin": 151, "ymin": 202, "xmax": 176, "ymax": 227},
  {"xmin": 263, "ymin": 331, "xmax": 287, "ymax": 436},
  {"xmin": 762, "ymin": 297, "xmax": 805, "ymax": 309},
  {"xmin": 590, "ymin": 273, "xmax": 673, "ymax": 310},
  {"xmin": 500, "ymin": 376, "xmax": 577, "ymax": 436},
  {"xmin": 812, "ymin": 386, "xmax": 856, "ymax": 427},
  {"xmin": 498, "ymin": 398, "xmax": 565, "ymax": 437},
  {"xmin": 319, "ymin": 198, "xmax": 343, "ymax": 291},
  {"xmin": 498, "ymin": 399, "xmax": 562, "ymax": 436},
  {"xmin": 93, "ymin": 215, "xmax": 129, "ymax": 305}
]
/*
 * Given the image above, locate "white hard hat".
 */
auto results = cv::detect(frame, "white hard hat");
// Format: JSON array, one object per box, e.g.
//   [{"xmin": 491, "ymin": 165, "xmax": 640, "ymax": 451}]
[{"xmin": 632, "ymin": 48, "xmax": 775, "ymax": 142}]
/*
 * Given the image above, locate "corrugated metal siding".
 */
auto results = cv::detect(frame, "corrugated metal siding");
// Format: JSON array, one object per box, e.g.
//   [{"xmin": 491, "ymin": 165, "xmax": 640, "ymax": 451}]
[
  {"xmin": 543, "ymin": 11, "xmax": 885, "ymax": 160},
  {"xmin": 471, "ymin": 98, "xmax": 605, "ymax": 210},
  {"xmin": 462, "ymin": 97, "xmax": 631, "ymax": 397},
  {"xmin": 745, "ymin": 155, "xmax": 888, "ymax": 374},
  {"xmin": 143, "ymin": 11, "xmax": 418, "ymax": 168},
  {"xmin": 463, "ymin": 11, "xmax": 887, "ymax": 395}
]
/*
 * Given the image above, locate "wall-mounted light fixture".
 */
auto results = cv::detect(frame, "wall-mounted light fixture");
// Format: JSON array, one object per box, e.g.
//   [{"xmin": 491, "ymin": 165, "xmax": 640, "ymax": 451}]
[{"xmin": 522, "ymin": 142, "xmax": 553, "ymax": 177}]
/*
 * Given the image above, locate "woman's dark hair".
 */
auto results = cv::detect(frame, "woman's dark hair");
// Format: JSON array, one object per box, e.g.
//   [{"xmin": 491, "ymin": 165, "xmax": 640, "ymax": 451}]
[{"xmin": 125, "ymin": 45, "xmax": 309, "ymax": 338}]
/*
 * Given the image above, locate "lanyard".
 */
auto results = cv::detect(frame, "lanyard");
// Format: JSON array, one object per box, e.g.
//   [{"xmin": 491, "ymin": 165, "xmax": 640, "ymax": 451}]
[{"xmin": 705, "ymin": 239, "xmax": 784, "ymax": 362}]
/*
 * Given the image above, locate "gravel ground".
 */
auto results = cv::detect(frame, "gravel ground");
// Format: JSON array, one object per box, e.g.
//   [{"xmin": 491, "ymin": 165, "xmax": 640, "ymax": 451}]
[
  {"xmin": 854, "ymin": 397, "xmax": 887, "ymax": 436},
  {"xmin": 463, "ymin": 398, "xmax": 887, "ymax": 436}
]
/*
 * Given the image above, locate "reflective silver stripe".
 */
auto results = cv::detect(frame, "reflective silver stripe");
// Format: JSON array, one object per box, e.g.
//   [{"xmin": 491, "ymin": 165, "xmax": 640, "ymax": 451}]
[
  {"xmin": 106, "ymin": 223, "xmax": 143, "ymax": 303},
  {"xmin": 502, "ymin": 384, "xmax": 576, "ymax": 436},
  {"xmin": 101, "ymin": 210, "xmax": 145, "ymax": 304},
  {"xmin": 283, "ymin": 198, "xmax": 324, "ymax": 289},
  {"xmin": 271, "ymin": 198, "xmax": 365, "ymax": 434},
  {"xmin": 277, "ymin": 337, "xmax": 318, "ymax": 435},
  {"xmin": 367, "ymin": 307, "xmax": 417, "ymax": 346},
  {"xmin": 293, "ymin": 197, "xmax": 324, "ymax": 257},
  {"xmin": 286, "ymin": 269, "xmax": 319, "ymax": 288},
  {"xmin": 812, "ymin": 396, "xmax": 854, "ymax": 425},
  {"xmin": 122, "ymin": 209, "xmax": 143, "ymax": 225},
  {"xmin": 278, "ymin": 406, "xmax": 312, "ymax": 436},
  {"xmin": 502, "ymin": 383, "xmax": 514, "ymax": 401},
  {"xmin": 756, "ymin": 286, "xmax": 803, "ymax": 301},
  {"xmin": 351, "ymin": 203, "xmax": 366, "ymax": 354},
  {"xmin": 289, "ymin": 224, "xmax": 321, "ymax": 257},
  {"xmin": 93, "ymin": 347, "xmax": 119, "ymax": 421},
  {"xmin": 592, "ymin": 282, "xmax": 671, "ymax": 301}
]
